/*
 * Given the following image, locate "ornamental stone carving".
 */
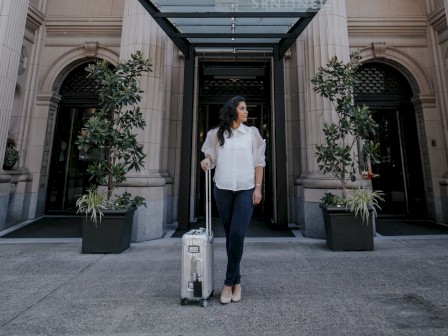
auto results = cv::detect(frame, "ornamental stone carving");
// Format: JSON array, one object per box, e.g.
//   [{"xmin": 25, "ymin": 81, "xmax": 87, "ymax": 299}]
[
  {"xmin": 18, "ymin": 46, "xmax": 28, "ymax": 75},
  {"xmin": 373, "ymin": 42, "xmax": 387, "ymax": 59},
  {"xmin": 84, "ymin": 42, "xmax": 99, "ymax": 57}
]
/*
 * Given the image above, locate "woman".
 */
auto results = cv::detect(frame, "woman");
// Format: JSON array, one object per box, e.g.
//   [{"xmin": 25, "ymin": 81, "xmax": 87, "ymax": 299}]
[{"xmin": 200, "ymin": 96, "xmax": 266, "ymax": 304}]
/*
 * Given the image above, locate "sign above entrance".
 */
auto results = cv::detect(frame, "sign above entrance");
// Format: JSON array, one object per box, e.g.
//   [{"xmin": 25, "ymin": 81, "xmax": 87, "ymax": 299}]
[
  {"xmin": 137, "ymin": 0, "xmax": 326, "ymax": 58},
  {"xmin": 156, "ymin": 0, "xmax": 325, "ymax": 12}
]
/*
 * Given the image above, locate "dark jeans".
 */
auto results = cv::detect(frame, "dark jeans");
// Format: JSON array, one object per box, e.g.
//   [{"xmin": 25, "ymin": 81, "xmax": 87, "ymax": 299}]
[{"xmin": 214, "ymin": 186, "xmax": 254, "ymax": 287}]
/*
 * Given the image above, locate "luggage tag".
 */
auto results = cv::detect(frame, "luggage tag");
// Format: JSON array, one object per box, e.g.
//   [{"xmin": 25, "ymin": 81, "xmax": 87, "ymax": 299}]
[{"xmin": 193, "ymin": 275, "xmax": 203, "ymax": 298}]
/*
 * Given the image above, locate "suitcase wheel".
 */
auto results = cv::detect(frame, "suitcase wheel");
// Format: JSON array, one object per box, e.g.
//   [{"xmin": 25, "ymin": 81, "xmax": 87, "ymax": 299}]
[
  {"xmin": 180, "ymin": 298, "xmax": 188, "ymax": 306},
  {"xmin": 200, "ymin": 299, "xmax": 208, "ymax": 308}
]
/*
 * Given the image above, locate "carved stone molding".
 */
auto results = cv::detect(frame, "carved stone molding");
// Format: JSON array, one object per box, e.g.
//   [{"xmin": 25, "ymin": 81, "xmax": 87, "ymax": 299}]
[
  {"xmin": 348, "ymin": 17, "xmax": 427, "ymax": 37},
  {"xmin": 26, "ymin": 3, "xmax": 45, "ymax": 33},
  {"xmin": 428, "ymin": 4, "xmax": 447, "ymax": 33},
  {"xmin": 39, "ymin": 45, "xmax": 119, "ymax": 93},
  {"xmin": 18, "ymin": 46, "xmax": 28, "ymax": 75},
  {"xmin": 36, "ymin": 93, "xmax": 62, "ymax": 107},
  {"xmin": 372, "ymin": 42, "xmax": 386, "ymax": 58},
  {"xmin": 446, "ymin": 48, "xmax": 448, "ymax": 71},
  {"xmin": 84, "ymin": 42, "xmax": 99, "ymax": 57},
  {"xmin": 411, "ymin": 95, "xmax": 437, "ymax": 109}
]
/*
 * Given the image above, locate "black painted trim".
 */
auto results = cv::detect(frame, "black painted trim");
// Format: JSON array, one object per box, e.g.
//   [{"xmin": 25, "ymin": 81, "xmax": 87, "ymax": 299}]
[
  {"xmin": 173, "ymin": 33, "xmax": 293, "ymax": 39},
  {"xmin": 178, "ymin": 47, "xmax": 196, "ymax": 230},
  {"xmin": 278, "ymin": 17, "xmax": 313, "ymax": 58},
  {"xmin": 273, "ymin": 47, "xmax": 288, "ymax": 227}
]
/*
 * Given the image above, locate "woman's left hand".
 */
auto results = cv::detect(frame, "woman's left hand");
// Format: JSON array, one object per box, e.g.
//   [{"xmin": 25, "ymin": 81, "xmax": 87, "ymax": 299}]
[{"xmin": 252, "ymin": 188, "xmax": 262, "ymax": 205}]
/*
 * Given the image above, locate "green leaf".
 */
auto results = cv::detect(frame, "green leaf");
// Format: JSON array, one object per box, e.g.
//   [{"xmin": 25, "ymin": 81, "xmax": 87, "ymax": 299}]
[
  {"xmin": 312, "ymin": 52, "xmax": 381, "ymax": 196},
  {"xmin": 76, "ymin": 51, "xmax": 152, "ymax": 206}
]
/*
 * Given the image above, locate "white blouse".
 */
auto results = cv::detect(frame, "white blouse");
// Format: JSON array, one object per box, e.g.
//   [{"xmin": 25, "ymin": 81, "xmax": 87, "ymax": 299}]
[{"xmin": 201, "ymin": 123, "xmax": 266, "ymax": 191}]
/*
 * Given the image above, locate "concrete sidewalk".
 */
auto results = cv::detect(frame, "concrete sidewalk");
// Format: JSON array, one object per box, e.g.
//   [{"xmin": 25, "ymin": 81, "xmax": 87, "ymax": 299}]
[{"xmin": 1, "ymin": 235, "xmax": 448, "ymax": 335}]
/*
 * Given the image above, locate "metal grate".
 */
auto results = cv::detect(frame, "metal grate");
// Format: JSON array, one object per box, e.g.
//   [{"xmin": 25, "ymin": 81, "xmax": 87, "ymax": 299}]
[
  {"xmin": 355, "ymin": 63, "xmax": 413, "ymax": 96},
  {"xmin": 60, "ymin": 63, "xmax": 99, "ymax": 95},
  {"xmin": 202, "ymin": 79, "xmax": 265, "ymax": 98}
]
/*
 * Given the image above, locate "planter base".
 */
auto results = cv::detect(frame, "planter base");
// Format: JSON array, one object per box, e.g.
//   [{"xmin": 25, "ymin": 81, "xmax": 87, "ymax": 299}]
[
  {"xmin": 82, "ymin": 207, "xmax": 135, "ymax": 254},
  {"xmin": 320, "ymin": 204, "xmax": 374, "ymax": 251}
]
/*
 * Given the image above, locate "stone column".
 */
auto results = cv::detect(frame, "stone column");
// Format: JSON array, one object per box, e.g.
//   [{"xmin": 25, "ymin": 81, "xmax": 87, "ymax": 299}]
[
  {"xmin": 0, "ymin": 0, "xmax": 29, "ymax": 229},
  {"xmin": 296, "ymin": 0, "xmax": 350, "ymax": 238},
  {"xmin": 441, "ymin": 0, "xmax": 448, "ymax": 223},
  {"xmin": 445, "ymin": 0, "xmax": 448, "ymax": 23},
  {"xmin": 119, "ymin": 0, "xmax": 169, "ymax": 241}
]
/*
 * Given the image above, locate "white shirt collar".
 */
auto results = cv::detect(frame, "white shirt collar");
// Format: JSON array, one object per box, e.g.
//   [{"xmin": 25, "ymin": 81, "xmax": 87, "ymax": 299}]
[{"xmin": 234, "ymin": 123, "xmax": 249, "ymax": 134}]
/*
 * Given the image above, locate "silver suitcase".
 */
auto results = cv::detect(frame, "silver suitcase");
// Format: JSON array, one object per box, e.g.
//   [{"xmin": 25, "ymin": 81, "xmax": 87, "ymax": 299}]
[{"xmin": 180, "ymin": 169, "xmax": 214, "ymax": 307}]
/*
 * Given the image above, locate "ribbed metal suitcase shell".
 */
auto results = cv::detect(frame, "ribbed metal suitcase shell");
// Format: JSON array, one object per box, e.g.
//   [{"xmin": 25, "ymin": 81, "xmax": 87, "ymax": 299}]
[
  {"xmin": 180, "ymin": 228, "xmax": 214, "ymax": 306},
  {"xmin": 180, "ymin": 169, "xmax": 214, "ymax": 307}
]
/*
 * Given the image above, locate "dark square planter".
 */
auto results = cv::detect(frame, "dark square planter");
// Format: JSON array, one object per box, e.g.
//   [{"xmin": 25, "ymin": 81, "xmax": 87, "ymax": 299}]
[
  {"xmin": 320, "ymin": 204, "xmax": 374, "ymax": 251},
  {"xmin": 81, "ymin": 207, "xmax": 135, "ymax": 254}
]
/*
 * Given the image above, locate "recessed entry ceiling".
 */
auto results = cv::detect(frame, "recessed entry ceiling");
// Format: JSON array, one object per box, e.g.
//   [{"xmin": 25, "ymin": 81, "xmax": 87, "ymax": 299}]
[{"xmin": 137, "ymin": 0, "xmax": 326, "ymax": 57}]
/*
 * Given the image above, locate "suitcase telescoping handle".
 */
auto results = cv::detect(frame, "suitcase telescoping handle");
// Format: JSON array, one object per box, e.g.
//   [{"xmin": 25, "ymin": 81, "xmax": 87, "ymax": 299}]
[{"xmin": 205, "ymin": 168, "xmax": 212, "ymax": 240}]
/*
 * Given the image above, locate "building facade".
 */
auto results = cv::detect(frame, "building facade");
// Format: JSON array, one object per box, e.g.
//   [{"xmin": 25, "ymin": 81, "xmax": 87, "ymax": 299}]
[{"xmin": 0, "ymin": 0, "xmax": 447, "ymax": 240}]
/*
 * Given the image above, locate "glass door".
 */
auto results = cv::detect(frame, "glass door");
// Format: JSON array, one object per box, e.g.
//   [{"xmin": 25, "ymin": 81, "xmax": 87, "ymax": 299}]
[
  {"xmin": 46, "ymin": 107, "xmax": 99, "ymax": 212},
  {"xmin": 370, "ymin": 107, "xmax": 427, "ymax": 217}
]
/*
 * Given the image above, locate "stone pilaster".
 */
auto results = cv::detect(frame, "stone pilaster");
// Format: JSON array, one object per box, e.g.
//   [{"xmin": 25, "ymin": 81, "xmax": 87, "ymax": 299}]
[
  {"xmin": 0, "ymin": 0, "xmax": 29, "ymax": 230},
  {"xmin": 32, "ymin": 93, "xmax": 61, "ymax": 219},
  {"xmin": 296, "ymin": 0, "xmax": 350, "ymax": 238},
  {"xmin": 427, "ymin": 0, "xmax": 448, "ymax": 223},
  {"xmin": 0, "ymin": 173, "xmax": 11, "ymax": 230},
  {"xmin": 412, "ymin": 95, "xmax": 448, "ymax": 223},
  {"xmin": 5, "ymin": 170, "xmax": 33, "ymax": 229},
  {"xmin": 445, "ymin": 0, "xmax": 448, "ymax": 24},
  {"xmin": 119, "ymin": 0, "xmax": 169, "ymax": 241},
  {"xmin": 0, "ymin": 0, "xmax": 29, "ymax": 167},
  {"xmin": 440, "ymin": 0, "xmax": 448, "ymax": 224}
]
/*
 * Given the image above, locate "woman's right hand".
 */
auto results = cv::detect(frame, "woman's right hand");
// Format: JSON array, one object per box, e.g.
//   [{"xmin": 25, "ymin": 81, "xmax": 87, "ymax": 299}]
[{"xmin": 200, "ymin": 158, "xmax": 211, "ymax": 172}]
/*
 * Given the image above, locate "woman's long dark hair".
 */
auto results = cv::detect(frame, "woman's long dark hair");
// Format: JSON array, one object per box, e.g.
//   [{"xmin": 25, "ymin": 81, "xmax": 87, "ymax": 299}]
[{"xmin": 217, "ymin": 96, "xmax": 246, "ymax": 146}]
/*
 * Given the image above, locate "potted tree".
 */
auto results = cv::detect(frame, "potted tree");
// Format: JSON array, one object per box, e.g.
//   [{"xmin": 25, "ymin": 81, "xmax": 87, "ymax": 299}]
[
  {"xmin": 75, "ymin": 50, "xmax": 152, "ymax": 253},
  {"xmin": 311, "ymin": 53, "xmax": 383, "ymax": 251}
]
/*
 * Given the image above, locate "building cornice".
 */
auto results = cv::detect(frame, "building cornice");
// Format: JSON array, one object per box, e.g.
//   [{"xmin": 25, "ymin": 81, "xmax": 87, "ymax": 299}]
[
  {"xmin": 428, "ymin": 4, "xmax": 447, "ymax": 33},
  {"xmin": 26, "ymin": 3, "xmax": 45, "ymax": 33},
  {"xmin": 348, "ymin": 17, "xmax": 427, "ymax": 37},
  {"xmin": 45, "ymin": 17, "xmax": 123, "ymax": 37},
  {"xmin": 27, "ymin": 3, "xmax": 45, "ymax": 30},
  {"xmin": 24, "ymin": 4, "xmax": 45, "ymax": 43}
]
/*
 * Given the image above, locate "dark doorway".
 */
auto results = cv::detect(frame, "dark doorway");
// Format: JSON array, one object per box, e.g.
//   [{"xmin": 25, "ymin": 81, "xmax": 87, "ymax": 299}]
[
  {"xmin": 46, "ymin": 62, "xmax": 103, "ymax": 213},
  {"xmin": 46, "ymin": 107, "xmax": 100, "ymax": 213},
  {"xmin": 370, "ymin": 106, "xmax": 427, "ymax": 217},
  {"xmin": 356, "ymin": 63, "xmax": 428, "ymax": 218},
  {"xmin": 196, "ymin": 60, "xmax": 273, "ymax": 222}
]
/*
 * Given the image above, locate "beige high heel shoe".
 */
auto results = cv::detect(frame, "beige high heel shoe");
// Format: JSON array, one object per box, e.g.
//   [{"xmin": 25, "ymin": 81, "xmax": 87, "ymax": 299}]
[
  {"xmin": 220, "ymin": 285, "xmax": 232, "ymax": 304},
  {"xmin": 231, "ymin": 284, "xmax": 241, "ymax": 302}
]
